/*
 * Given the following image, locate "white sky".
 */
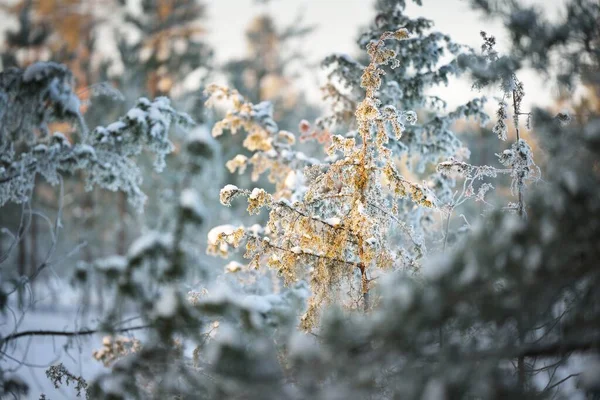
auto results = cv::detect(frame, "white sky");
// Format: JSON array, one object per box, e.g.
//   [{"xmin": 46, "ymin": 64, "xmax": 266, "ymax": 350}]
[
  {"xmin": 206, "ymin": 0, "xmax": 569, "ymax": 111},
  {"xmin": 0, "ymin": 0, "xmax": 569, "ymax": 111}
]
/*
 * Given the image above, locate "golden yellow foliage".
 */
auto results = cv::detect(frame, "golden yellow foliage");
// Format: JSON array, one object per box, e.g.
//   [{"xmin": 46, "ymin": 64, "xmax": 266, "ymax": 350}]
[
  {"xmin": 205, "ymin": 29, "xmax": 435, "ymax": 329},
  {"xmin": 93, "ymin": 336, "xmax": 141, "ymax": 367}
]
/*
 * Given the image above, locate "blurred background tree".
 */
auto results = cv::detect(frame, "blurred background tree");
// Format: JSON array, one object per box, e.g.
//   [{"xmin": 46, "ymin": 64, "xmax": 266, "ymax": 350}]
[{"xmin": 0, "ymin": 0, "xmax": 215, "ymax": 292}]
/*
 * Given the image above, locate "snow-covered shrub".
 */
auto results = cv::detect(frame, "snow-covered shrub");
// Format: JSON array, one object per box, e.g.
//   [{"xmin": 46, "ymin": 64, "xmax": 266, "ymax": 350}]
[
  {"xmin": 0, "ymin": 63, "xmax": 194, "ymax": 210},
  {"xmin": 0, "ymin": 61, "xmax": 194, "ymax": 398},
  {"xmin": 321, "ymin": 0, "xmax": 490, "ymax": 255},
  {"xmin": 206, "ymin": 30, "xmax": 438, "ymax": 329}
]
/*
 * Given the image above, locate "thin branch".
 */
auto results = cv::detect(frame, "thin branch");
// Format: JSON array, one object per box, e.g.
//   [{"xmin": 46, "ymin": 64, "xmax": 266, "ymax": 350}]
[
  {"xmin": 263, "ymin": 240, "xmax": 362, "ymax": 270},
  {"xmin": 545, "ymin": 373, "xmax": 580, "ymax": 392},
  {"xmin": 517, "ymin": 338, "xmax": 599, "ymax": 359},
  {"xmin": 364, "ymin": 200, "xmax": 421, "ymax": 246},
  {"xmin": 1, "ymin": 324, "xmax": 150, "ymax": 345},
  {"xmin": 275, "ymin": 200, "xmax": 348, "ymax": 232}
]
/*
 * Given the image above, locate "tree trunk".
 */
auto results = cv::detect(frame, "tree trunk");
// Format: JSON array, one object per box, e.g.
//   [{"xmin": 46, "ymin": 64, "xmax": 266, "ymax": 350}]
[{"xmin": 116, "ymin": 192, "xmax": 127, "ymax": 255}]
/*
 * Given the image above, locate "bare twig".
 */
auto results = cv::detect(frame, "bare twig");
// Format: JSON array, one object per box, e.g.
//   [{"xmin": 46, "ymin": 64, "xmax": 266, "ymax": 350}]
[{"xmin": 1, "ymin": 325, "xmax": 150, "ymax": 346}]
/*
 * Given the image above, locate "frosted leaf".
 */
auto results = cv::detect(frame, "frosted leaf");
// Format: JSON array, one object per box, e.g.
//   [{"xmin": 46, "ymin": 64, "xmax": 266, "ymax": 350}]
[
  {"xmin": 226, "ymin": 155, "xmax": 248, "ymax": 174},
  {"xmin": 247, "ymin": 188, "xmax": 271, "ymax": 214},
  {"xmin": 206, "ymin": 225, "xmax": 245, "ymax": 257},
  {"xmin": 207, "ymin": 225, "xmax": 237, "ymax": 245},
  {"xmin": 356, "ymin": 98, "xmax": 380, "ymax": 121},
  {"xmin": 219, "ymin": 184, "xmax": 241, "ymax": 206}
]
